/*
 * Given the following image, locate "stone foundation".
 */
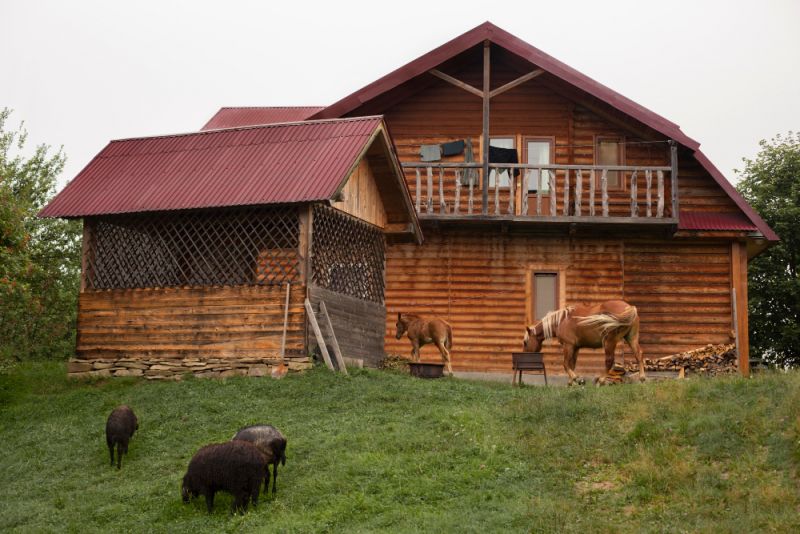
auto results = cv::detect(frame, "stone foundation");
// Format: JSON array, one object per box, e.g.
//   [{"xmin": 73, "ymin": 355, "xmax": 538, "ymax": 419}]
[{"xmin": 67, "ymin": 356, "xmax": 312, "ymax": 380}]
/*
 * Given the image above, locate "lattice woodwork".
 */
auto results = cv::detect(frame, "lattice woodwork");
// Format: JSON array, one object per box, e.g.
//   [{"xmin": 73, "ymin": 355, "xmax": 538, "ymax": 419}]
[
  {"xmin": 85, "ymin": 207, "xmax": 300, "ymax": 289},
  {"xmin": 311, "ymin": 205, "xmax": 385, "ymax": 303}
]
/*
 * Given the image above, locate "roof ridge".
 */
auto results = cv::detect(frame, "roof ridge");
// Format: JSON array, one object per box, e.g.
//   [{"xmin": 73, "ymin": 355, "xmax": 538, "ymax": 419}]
[{"xmin": 110, "ymin": 115, "xmax": 384, "ymax": 144}]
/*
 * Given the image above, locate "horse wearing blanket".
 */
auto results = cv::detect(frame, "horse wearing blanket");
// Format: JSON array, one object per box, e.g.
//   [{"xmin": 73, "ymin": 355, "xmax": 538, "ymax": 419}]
[{"xmin": 523, "ymin": 300, "xmax": 645, "ymax": 385}]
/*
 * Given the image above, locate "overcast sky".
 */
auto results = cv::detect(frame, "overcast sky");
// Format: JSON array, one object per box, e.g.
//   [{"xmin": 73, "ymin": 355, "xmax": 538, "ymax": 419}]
[{"xmin": 3, "ymin": 0, "xmax": 798, "ymax": 191}]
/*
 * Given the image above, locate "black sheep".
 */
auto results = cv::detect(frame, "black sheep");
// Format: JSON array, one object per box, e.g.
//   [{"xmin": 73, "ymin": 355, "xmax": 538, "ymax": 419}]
[
  {"xmin": 232, "ymin": 424, "xmax": 287, "ymax": 495},
  {"xmin": 181, "ymin": 441, "xmax": 267, "ymax": 514},
  {"xmin": 105, "ymin": 405, "xmax": 138, "ymax": 469}
]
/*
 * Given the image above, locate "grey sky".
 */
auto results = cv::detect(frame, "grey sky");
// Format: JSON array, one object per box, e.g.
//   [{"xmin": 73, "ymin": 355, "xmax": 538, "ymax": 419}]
[{"xmin": 3, "ymin": 0, "xmax": 798, "ymax": 191}]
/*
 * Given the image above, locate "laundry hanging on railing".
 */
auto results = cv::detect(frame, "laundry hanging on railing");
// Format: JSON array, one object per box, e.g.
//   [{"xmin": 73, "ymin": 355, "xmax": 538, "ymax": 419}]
[
  {"xmin": 441, "ymin": 139, "xmax": 465, "ymax": 157},
  {"xmin": 489, "ymin": 146, "xmax": 520, "ymax": 177},
  {"xmin": 461, "ymin": 138, "xmax": 478, "ymax": 186},
  {"xmin": 419, "ymin": 144, "xmax": 442, "ymax": 162}
]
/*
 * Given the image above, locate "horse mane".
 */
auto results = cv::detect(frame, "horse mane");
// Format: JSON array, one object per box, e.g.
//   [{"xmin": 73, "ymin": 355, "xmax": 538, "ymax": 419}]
[{"xmin": 540, "ymin": 306, "xmax": 575, "ymax": 340}]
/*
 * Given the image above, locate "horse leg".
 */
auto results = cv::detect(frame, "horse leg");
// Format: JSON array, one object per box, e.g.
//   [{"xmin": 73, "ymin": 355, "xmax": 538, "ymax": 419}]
[
  {"xmin": 411, "ymin": 341, "xmax": 420, "ymax": 362},
  {"xmin": 434, "ymin": 339, "xmax": 453, "ymax": 376},
  {"xmin": 625, "ymin": 329, "xmax": 646, "ymax": 382},
  {"xmin": 563, "ymin": 345, "xmax": 581, "ymax": 386},
  {"xmin": 596, "ymin": 337, "xmax": 619, "ymax": 386}
]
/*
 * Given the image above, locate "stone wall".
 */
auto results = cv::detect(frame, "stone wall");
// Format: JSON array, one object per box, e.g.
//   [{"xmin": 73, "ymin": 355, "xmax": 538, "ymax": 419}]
[{"xmin": 67, "ymin": 355, "xmax": 312, "ymax": 380}]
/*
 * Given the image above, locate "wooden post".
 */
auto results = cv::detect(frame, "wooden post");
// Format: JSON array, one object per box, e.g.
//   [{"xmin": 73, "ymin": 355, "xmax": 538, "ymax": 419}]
[
  {"xmin": 536, "ymin": 170, "xmax": 542, "ymax": 216},
  {"xmin": 521, "ymin": 170, "xmax": 528, "ymax": 215},
  {"xmin": 670, "ymin": 140, "xmax": 679, "ymax": 218},
  {"xmin": 630, "ymin": 170, "xmax": 639, "ymax": 217},
  {"xmin": 415, "ymin": 168, "xmax": 421, "ymax": 213},
  {"xmin": 304, "ymin": 298, "xmax": 334, "ymax": 371},
  {"xmin": 562, "ymin": 169, "xmax": 570, "ymax": 216},
  {"xmin": 320, "ymin": 301, "xmax": 348, "ymax": 375},
  {"xmin": 482, "ymin": 41, "xmax": 490, "ymax": 215},
  {"xmin": 279, "ymin": 282, "xmax": 291, "ymax": 362},
  {"xmin": 549, "ymin": 170, "xmax": 556, "ymax": 216},
  {"xmin": 731, "ymin": 242, "xmax": 750, "ymax": 376},
  {"xmin": 589, "ymin": 169, "xmax": 596, "ymax": 217},
  {"xmin": 426, "ymin": 166, "xmax": 433, "ymax": 214},
  {"xmin": 298, "ymin": 205, "xmax": 313, "ymax": 285},
  {"xmin": 657, "ymin": 170, "xmax": 665, "ymax": 217},
  {"xmin": 574, "ymin": 169, "xmax": 582, "ymax": 216},
  {"xmin": 508, "ymin": 171, "xmax": 515, "ymax": 215},
  {"xmin": 80, "ymin": 220, "xmax": 92, "ymax": 291},
  {"xmin": 439, "ymin": 167, "xmax": 445, "ymax": 213},
  {"xmin": 454, "ymin": 171, "xmax": 461, "ymax": 215},
  {"xmin": 494, "ymin": 169, "xmax": 500, "ymax": 214},
  {"xmin": 468, "ymin": 176, "xmax": 474, "ymax": 214},
  {"xmin": 645, "ymin": 169, "xmax": 652, "ymax": 217},
  {"xmin": 601, "ymin": 169, "xmax": 609, "ymax": 217}
]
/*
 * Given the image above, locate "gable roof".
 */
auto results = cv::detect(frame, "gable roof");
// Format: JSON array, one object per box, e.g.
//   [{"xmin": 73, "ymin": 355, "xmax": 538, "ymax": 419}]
[
  {"xmin": 40, "ymin": 116, "xmax": 421, "ymax": 241},
  {"xmin": 202, "ymin": 107, "xmax": 325, "ymax": 130},
  {"xmin": 311, "ymin": 21, "xmax": 777, "ymax": 242}
]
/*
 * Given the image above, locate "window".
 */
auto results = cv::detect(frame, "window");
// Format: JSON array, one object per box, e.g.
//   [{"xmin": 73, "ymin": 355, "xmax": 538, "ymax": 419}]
[
  {"xmin": 525, "ymin": 139, "xmax": 552, "ymax": 193},
  {"xmin": 532, "ymin": 272, "xmax": 558, "ymax": 321},
  {"xmin": 488, "ymin": 137, "xmax": 515, "ymax": 187},
  {"xmin": 596, "ymin": 137, "xmax": 623, "ymax": 189}
]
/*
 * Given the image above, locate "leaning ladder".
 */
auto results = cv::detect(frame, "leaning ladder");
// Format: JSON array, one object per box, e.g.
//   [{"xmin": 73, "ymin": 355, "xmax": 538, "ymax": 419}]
[{"xmin": 304, "ymin": 298, "xmax": 348, "ymax": 375}]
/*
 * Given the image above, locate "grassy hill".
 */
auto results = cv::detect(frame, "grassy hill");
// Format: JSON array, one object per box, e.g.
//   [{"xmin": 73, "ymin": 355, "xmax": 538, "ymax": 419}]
[{"xmin": 1, "ymin": 362, "xmax": 798, "ymax": 533}]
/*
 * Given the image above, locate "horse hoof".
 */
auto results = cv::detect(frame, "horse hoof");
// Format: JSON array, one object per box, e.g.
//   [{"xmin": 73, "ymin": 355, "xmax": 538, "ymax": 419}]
[{"xmin": 576, "ymin": 377, "xmax": 586, "ymax": 386}]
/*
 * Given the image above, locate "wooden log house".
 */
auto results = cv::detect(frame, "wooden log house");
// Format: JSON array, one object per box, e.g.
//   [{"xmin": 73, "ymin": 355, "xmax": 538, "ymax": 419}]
[
  {"xmin": 41, "ymin": 117, "xmax": 421, "ymax": 378},
  {"xmin": 43, "ymin": 22, "xmax": 777, "ymax": 378}
]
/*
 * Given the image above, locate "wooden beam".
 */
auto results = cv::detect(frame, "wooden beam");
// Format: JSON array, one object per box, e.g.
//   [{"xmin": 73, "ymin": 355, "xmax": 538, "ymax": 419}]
[
  {"xmin": 731, "ymin": 242, "xmax": 750, "ymax": 376},
  {"xmin": 384, "ymin": 222, "xmax": 413, "ymax": 233},
  {"xmin": 488, "ymin": 69, "xmax": 544, "ymax": 98},
  {"xmin": 670, "ymin": 141, "xmax": 679, "ymax": 218},
  {"xmin": 428, "ymin": 69, "xmax": 483, "ymax": 98},
  {"xmin": 279, "ymin": 282, "xmax": 290, "ymax": 362},
  {"xmin": 482, "ymin": 41, "xmax": 491, "ymax": 215},
  {"xmin": 320, "ymin": 301, "xmax": 348, "ymax": 375},
  {"xmin": 304, "ymin": 298, "xmax": 335, "ymax": 371}
]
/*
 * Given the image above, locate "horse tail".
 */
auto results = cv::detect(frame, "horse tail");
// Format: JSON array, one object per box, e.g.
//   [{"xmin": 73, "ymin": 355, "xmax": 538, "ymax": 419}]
[{"xmin": 577, "ymin": 305, "xmax": 638, "ymax": 339}]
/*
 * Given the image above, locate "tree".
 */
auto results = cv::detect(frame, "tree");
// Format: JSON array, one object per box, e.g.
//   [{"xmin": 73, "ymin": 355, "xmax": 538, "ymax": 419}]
[
  {"xmin": 736, "ymin": 132, "xmax": 800, "ymax": 367},
  {"xmin": 0, "ymin": 108, "xmax": 81, "ymax": 361}
]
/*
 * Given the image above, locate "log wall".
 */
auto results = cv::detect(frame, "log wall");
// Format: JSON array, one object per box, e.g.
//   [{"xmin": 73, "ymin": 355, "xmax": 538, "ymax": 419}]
[
  {"xmin": 76, "ymin": 284, "xmax": 307, "ymax": 362},
  {"xmin": 332, "ymin": 158, "xmax": 388, "ymax": 228},
  {"xmin": 384, "ymin": 231, "xmax": 734, "ymax": 375}
]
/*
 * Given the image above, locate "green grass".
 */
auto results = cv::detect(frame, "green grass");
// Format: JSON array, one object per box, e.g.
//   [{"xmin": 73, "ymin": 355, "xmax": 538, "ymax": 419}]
[{"xmin": 1, "ymin": 363, "xmax": 799, "ymax": 533}]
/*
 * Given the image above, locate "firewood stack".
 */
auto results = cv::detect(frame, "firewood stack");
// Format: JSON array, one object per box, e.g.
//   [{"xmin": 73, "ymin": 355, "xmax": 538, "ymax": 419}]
[{"xmin": 624, "ymin": 343, "xmax": 738, "ymax": 376}]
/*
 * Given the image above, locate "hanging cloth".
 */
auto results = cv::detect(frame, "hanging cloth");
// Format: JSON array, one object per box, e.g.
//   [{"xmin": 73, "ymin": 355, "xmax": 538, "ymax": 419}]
[
  {"xmin": 419, "ymin": 144, "xmax": 442, "ymax": 162},
  {"xmin": 489, "ymin": 146, "xmax": 520, "ymax": 177},
  {"xmin": 461, "ymin": 138, "xmax": 478, "ymax": 185},
  {"xmin": 441, "ymin": 139, "xmax": 465, "ymax": 157}
]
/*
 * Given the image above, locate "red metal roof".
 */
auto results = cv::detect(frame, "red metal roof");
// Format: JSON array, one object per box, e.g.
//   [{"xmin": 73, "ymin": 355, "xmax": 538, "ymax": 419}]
[
  {"xmin": 201, "ymin": 107, "xmax": 325, "ymax": 130},
  {"xmin": 40, "ymin": 117, "xmax": 384, "ymax": 218},
  {"xmin": 311, "ymin": 21, "xmax": 777, "ymax": 242},
  {"xmin": 678, "ymin": 212, "xmax": 757, "ymax": 231}
]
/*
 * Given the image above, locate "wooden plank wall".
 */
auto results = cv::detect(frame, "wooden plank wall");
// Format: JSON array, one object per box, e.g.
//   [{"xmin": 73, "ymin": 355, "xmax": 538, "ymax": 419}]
[
  {"xmin": 76, "ymin": 285, "xmax": 306, "ymax": 360},
  {"xmin": 332, "ymin": 158, "xmax": 388, "ymax": 228},
  {"xmin": 384, "ymin": 231, "xmax": 734, "ymax": 375},
  {"xmin": 308, "ymin": 284, "xmax": 386, "ymax": 367}
]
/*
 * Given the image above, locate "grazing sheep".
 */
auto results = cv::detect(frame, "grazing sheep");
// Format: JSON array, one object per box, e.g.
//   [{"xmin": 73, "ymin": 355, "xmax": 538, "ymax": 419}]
[
  {"xmin": 105, "ymin": 405, "xmax": 138, "ymax": 469},
  {"xmin": 232, "ymin": 424, "xmax": 287, "ymax": 496},
  {"xmin": 181, "ymin": 441, "xmax": 267, "ymax": 514}
]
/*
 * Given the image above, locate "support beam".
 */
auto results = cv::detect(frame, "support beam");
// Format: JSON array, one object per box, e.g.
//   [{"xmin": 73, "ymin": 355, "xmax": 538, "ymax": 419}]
[
  {"xmin": 482, "ymin": 41, "xmax": 490, "ymax": 215},
  {"xmin": 428, "ymin": 69, "xmax": 484, "ymax": 98},
  {"xmin": 488, "ymin": 69, "xmax": 544, "ymax": 98}
]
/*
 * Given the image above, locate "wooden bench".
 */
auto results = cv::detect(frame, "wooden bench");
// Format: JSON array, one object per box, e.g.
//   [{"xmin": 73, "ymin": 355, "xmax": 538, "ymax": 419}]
[{"xmin": 511, "ymin": 352, "xmax": 547, "ymax": 386}]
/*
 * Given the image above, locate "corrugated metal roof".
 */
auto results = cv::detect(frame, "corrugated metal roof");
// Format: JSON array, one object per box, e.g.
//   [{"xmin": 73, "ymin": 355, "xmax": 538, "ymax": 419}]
[
  {"xmin": 201, "ymin": 107, "xmax": 325, "ymax": 130},
  {"xmin": 40, "ymin": 117, "xmax": 383, "ymax": 218},
  {"xmin": 678, "ymin": 211, "xmax": 757, "ymax": 231},
  {"xmin": 311, "ymin": 21, "xmax": 778, "ymax": 242}
]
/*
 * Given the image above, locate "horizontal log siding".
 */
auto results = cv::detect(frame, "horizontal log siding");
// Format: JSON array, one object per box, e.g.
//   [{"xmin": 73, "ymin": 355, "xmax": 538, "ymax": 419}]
[
  {"xmin": 76, "ymin": 285, "xmax": 306, "ymax": 360},
  {"xmin": 385, "ymin": 232, "xmax": 734, "ymax": 375},
  {"xmin": 623, "ymin": 241, "xmax": 734, "ymax": 359},
  {"xmin": 307, "ymin": 284, "xmax": 386, "ymax": 367}
]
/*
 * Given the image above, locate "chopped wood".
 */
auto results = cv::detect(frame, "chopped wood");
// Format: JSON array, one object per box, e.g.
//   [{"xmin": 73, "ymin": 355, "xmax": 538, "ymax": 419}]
[{"xmin": 624, "ymin": 343, "xmax": 737, "ymax": 376}]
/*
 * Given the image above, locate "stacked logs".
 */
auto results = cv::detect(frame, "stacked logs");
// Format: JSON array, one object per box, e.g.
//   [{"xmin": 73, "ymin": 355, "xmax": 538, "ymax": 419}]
[{"xmin": 624, "ymin": 343, "xmax": 738, "ymax": 376}]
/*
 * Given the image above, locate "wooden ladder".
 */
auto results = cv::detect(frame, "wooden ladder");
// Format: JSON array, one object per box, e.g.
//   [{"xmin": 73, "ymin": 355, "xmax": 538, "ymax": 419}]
[{"xmin": 304, "ymin": 298, "xmax": 348, "ymax": 375}]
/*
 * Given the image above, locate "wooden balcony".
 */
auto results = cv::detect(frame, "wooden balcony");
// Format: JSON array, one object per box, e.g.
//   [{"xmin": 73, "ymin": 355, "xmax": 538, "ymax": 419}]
[{"xmin": 401, "ymin": 161, "xmax": 679, "ymax": 230}]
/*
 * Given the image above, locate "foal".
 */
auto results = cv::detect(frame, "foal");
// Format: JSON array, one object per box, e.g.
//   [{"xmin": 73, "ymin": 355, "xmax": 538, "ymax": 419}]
[{"xmin": 395, "ymin": 313, "xmax": 453, "ymax": 376}]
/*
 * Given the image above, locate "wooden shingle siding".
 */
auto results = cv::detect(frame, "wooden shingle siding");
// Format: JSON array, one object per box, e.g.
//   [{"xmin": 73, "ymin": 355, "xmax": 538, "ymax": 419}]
[{"xmin": 77, "ymin": 285, "xmax": 306, "ymax": 360}]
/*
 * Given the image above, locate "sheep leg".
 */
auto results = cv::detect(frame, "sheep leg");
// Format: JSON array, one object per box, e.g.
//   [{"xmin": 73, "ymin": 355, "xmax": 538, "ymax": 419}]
[
  {"xmin": 108, "ymin": 441, "xmax": 114, "ymax": 467},
  {"xmin": 204, "ymin": 491, "xmax": 214, "ymax": 514},
  {"xmin": 263, "ymin": 465, "xmax": 270, "ymax": 495},
  {"xmin": 272, "ymin": 461, "xmax": 278, "ymax": 495},
  {"xmin": 117, "ymin": 440, "xmax": 128, "ymax": 469}
]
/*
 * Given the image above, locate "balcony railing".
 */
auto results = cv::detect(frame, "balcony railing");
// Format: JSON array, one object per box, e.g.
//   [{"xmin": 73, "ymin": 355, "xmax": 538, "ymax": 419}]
[{"xmin": 401, "ymin": 162, "xmax": 678, "ymax": 223}]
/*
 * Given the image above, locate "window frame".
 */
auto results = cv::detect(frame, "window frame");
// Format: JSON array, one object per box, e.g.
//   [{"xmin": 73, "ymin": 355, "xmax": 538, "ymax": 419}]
[
  {"xmin": 522, "ymin": 136, "xmax": 555, "ymax": 194},
  {"xmin": 487, "ymin": 135, "xmax": 517, "ymax": 188}
]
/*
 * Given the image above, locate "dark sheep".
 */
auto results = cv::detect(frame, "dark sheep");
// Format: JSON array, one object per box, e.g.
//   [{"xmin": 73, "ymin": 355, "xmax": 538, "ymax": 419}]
[
  {"xmin": 181, "ymin": 441, "xmax": 267, "ymax": 514},
  {"xmin": 105, "ymin": 405, "xmax": 138, "ymax": 469},
  {"xmin": 232, "ymin": 424, "xmax": 287, "ymax": 496}
]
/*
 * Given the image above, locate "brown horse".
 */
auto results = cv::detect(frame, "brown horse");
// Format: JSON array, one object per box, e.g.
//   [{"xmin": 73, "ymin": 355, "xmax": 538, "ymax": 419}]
[
  {"xmin": 523, "ymin": 300, "xmax": 645, "ymax": 386},
  {"xmin": 395, "ymin": 313, "xmax": 453, "ymax": 376}
]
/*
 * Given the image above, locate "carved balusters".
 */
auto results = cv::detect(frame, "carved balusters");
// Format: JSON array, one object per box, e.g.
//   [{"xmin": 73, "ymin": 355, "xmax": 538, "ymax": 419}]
[
  {"xmin": 562, "ymin": 169, "xmax": 570, "ymax": 216},
  {"xmin": 574, "ymin": 169, "xmax": 582, "ymax": 216},
  {"xmin": 630, "ymin": 169, "xmax": 639, "ymax": 217},
  {"xmin": 549, "ymin": 170, "xmax": 556, "ymax": 216},
  {"xmin": 645, "ymin": 169, "xmax": 652, "ymax": 217},
  {"xmin": 415, "ymin": 168, "xmax": 421, "ymax": 213},
  {"xmin": 439, "ymin": 168, "xmax": 446, "ymax": 214},
  {"xmin": 426, "ymin": 167, "xmax": 433, "ymax": 214},
  {"xmin": 589, "ymin": 169, "xmax": 595, "ymax": 217},
  {"xmin": 601, "ymin": 169, "xmax": 609, "ymax": 217},
  {"xmin": 454, "ymin": 171, "xmax": 461, "ymax": 215},
  {"xmin": 508, "ymin": 171, "xmax": 515, "ymax": 215},
  {"xmin": 657, "ymin": 170, "xmax": 665, "ymax": 218}
]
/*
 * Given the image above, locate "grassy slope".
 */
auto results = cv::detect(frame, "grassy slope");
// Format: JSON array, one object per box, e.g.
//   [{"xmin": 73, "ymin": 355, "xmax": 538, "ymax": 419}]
[{"xmin": 0, "ymin": 363, "xmax": 798, "ymax": 533}]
